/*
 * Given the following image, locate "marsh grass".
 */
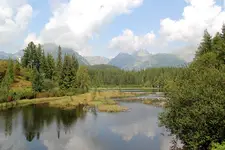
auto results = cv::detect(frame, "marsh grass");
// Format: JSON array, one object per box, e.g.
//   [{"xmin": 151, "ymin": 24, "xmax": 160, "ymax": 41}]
[
  {"xmin": 98, "ymin": 105, "xmax": 128, "ymax": 112},
  {"xmin": 0, "ymin": 91, "xmax": 135, "ymax": 112}
]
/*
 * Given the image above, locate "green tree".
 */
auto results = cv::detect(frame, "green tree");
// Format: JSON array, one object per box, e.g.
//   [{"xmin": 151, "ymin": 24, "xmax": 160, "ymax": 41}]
[
  {"xmin": 60, "ymin": 55, "xmax": 73, "ymax": 89},
  {"xmin": 56, "ymin": 46, "xmax": 63, "ymax": 80},
  {"xmin": 77, "ymin": 66, "xmax": 90, "ymax": 92},
  {"xmin": 32, "ymin": 68, "xmax": 44, "ymax": 92},
  {"xmin": 71, "ymin": 55, "xmax": 79, "ymax": 87},
  {"xmin": 196, "ymin": 30, "xmax": 212, "ymax": 58},
  {"xmin": 22, "ymin": 42, "xmax": 37, "ymax": 68},
  {"xmin": 45, "ymin": 54, "xmax": 56, "ymax": 80},
  {"xmin": 159, "ymin": 66, "xmax": 225, "ymax": 149}
]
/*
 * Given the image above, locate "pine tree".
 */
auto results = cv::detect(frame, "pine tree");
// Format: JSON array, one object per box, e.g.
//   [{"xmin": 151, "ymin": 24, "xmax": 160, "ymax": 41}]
[
  {"xmin": 195, "ymin": 30, "xmax": 212, "ymax": 58},
  {"xmin": 219, "ymin": 24, "xmax": 225, "ymax": 64},
  {"xmin": 7, "ymin": 59, "xmax": 14, "ymax": 84},
  {"xmin": 71, "ymin": 55, "xmax": 79, "ymax": 87},
  {"xmin": 36, "ymin": 44, "xmax": 42, "ymax": 72},
  {"xmin": 1, "ymin": 59, "xmax": 14, "ymax": 89},
  {"xmin": 46, "ymin": 54, "xmax": 56, "ymax": 80},
  {"xmin": 56, "ymin": 46, "xmax": 62, "ymax": 80},
  {"xmin": 41, "ymin": 51, "xmax": 49, "ymax": 78},
  {"xmin": 32, "ymin": 68, "xmax": 44, "ymax": 92},
  {"xmin": 22, "ymin": 45, "xmax": 31, "ymax": 67},
  {"xmin": 221, "ymin": 24, "xmax": 225, "ymax": 40},
  {"xmin": 76, "ymin": 66, "xmax": 90, "ymax": 92},
  {"xmin": 22, "ymin": 42, "xmax": 36, "ymax": 68},
  {"xmin": 60, "ymin": 55, "xmax": 72, "ymax": 89}
]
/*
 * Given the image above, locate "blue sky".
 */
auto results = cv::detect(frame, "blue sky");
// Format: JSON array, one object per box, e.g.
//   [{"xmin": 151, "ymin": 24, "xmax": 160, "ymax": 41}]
[{"xmin": 1, "ymin": 0, "xmax": 225, "ymax": 60}]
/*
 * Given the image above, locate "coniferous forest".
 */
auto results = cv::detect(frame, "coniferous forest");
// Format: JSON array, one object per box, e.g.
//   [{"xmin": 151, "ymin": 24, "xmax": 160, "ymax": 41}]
[{"xmin": 0, "ymin": 24, "xmax": 225, "ymax": 149}]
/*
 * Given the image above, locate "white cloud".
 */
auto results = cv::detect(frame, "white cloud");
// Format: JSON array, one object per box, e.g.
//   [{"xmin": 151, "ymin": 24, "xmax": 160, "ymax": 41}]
[
  {"xmin": 109, "ymin": 29, "xmax": 155, "ymax": 53},
  {"xmin": 111, "ymin": 118, "xmax": 156, "ymax": 141},
  {"xmin": 24, "ymin": 33, "xmax": 40, "ymax": 47},
  {"xmin": 0, "ymin": 0, "xmax": 33, "ymax": 52},
  {"xmin": 33, "ymin": 0, "xmax": 143, "ymax": 55},
  {"xmin": 160, "ymin": 0, "xmax": 225, "ymax": 44}
]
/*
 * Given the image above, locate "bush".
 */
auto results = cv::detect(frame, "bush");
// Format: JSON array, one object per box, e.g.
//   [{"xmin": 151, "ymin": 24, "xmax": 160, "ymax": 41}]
[
  {"xmin": 9, "ymin": 88, "xmax": 35, "ymax": 100},
  {"xmin": 0, "ymin": 88, "xmax": 8, "ymax": 102}
]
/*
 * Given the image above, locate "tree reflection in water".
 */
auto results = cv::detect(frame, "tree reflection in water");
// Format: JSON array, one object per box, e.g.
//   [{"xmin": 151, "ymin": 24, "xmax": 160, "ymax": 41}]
[{"xmin": 0, "ymin": 104, "xmax": 86, "ymax": 142}]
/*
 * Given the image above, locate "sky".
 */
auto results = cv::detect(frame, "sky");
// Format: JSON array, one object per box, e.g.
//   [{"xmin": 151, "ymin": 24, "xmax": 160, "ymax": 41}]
[{"xmin": 0, "ymin": 0, "xmax": 225, "ymax": 60}]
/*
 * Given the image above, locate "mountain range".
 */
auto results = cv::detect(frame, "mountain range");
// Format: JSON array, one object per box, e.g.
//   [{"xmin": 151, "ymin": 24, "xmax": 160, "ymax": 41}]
[
  {"xmin": 108, "ymin": 50, "xmax": 186, "ymax": 70},
  {"xmin": 0, "ymin": 44, "xmax": 187, "ymax": 70}
]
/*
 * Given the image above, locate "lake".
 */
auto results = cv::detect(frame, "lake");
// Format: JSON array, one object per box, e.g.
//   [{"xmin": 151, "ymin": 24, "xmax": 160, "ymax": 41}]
[{"xmin": 0, "ymin": 102, "xmax": 176, "ymax": 150}]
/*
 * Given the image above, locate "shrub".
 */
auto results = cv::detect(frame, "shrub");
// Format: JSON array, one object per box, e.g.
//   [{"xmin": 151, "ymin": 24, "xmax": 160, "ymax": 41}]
[
  {"xmin": 0, "ymin": 88, "xmax": 8, "ymax": 102},
  {"xmin": 9, "ymin": 88, "xmax": 35, "ymax": 100}
]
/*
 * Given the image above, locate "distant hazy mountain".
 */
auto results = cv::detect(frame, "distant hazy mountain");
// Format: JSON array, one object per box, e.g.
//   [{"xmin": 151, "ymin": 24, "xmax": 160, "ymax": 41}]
[
  {"xmin": 0, "ymin": 46, "xmax": 187, "ymax": 69},
  {"xmin": 109, "ymin": 50, "xmax": 186, "ymax": 70},
  {"xmin": 108, "ymin": 53, "xmax": 136, "ymax": 69},
  {"xmin": 85, "ymin": 56, "xmax": 110, "ymax": 65},
  {"xmin": 0, "ymin": 43, "xmax": 90, "ymax": 65},
  {"xmin": 0, "ymin": 51, "xmax": 13, "ymax": 59},
  {"xmin": 41, "ymin": 43, "xmax": 90, "ymax": 65}
]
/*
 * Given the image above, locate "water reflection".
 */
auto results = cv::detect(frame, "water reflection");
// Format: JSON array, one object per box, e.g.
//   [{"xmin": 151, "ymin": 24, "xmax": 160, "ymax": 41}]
[
  {"xmin": 111, "ymin": 117, "xmax": 157, "ymax": 141},
  {"xmin": 0, "ymin": 102, "xmax": 181, "ymax": 150},
  {"xmin": 0, "ymin": 105, "xmax": 86, "ymax": 143}
]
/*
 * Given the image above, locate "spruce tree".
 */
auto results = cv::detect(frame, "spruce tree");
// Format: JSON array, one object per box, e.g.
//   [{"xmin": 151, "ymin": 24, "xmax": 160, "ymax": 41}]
[
  {"xmin": 46, "ymin": 54, "xmax": 56, "ymax": 80},
  {"xmin": 22, "ymin": 45, "xmax": 31, "ymax": 67},
  {"xmin": 196, "ymin": 30, "xmax": 212, "ymax": 58},
  {"xmin": 8, "ymin": 59, "xmax": 14, "ymax": 84},
  {"xmin": 71, "ymin": 55, "xmax": 79, "ymax": 87},
  {"xmin": 22, "ymin": 42, "xmax": 36, "ymax": 68},
  {"xmin": 56, "ymin": 46, "xmax": 62, "ymax": 80},
  {"xmin": 60, "ymin": 55, "xmax": 72, "ymax": 89},
  {"xmin": 32, "ymin": 68, "xmax": 44, "ymax": 92},
  {"xmin": 36, "ymin": 44, "xmax": 42, "ymax": 71},
  {"xmin": 76, "ymin": 66, "xmax": 90, "ymax": 92}
]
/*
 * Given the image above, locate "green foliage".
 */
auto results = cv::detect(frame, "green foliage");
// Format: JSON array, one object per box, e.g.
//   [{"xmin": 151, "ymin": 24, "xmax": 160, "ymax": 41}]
[
  {"xmin": 196, "ymin": 30, "xmax": 212, "ymax": 58},
  {"xmin": 32, "ymin": 69, "xmax": 44, "ymax": 92},
  {"xmin": 9, "ymin": 88, "xmax": 35, "ymax": 100},
  {"xmin": 22, "ymin": 42, "xmax": 36, "ymax": 68},
  {"xmin": 1, "ymin": 59, "xmax": 15, "ymax": 90},
  {"xmin": 45, "ymin": 54, "xmax": 56, "ymax": 80},
  {"xmin": 76, "ymin": 66, "xmax": 90, "ymax": 92},
  {"xmin": 42, "ymin": 79, "xmax": 57, "ymax": 91},
  {"xmin": 211, "ymin": 142, "xmax": 225, "ymax": 150},
  {"xmin": 160, "ymin": 24, "xmax": 225, "ymax": 149},
  {"xmin": 56, "ymin": 45, "xmax": 62, "ymax": 80},
  {"xmin": 59, "ymin": 55, "xmax": 79, "ymax": 89}
]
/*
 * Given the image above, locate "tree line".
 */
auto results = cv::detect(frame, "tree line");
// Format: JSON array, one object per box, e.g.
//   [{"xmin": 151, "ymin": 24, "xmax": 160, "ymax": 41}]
[
  {"xmin": 0, "ymin": 42, "xmax": 90, "ymax": 102},
  {"xmin": 88, "ymin": 65, "xmax": 181, "ymax": 88}
]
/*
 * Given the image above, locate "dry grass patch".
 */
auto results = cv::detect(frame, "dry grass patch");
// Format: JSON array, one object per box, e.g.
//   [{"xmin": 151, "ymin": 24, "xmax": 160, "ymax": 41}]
[{"xmin": 98, "ymin": 105, "xmax": 128, "ymax": 112}]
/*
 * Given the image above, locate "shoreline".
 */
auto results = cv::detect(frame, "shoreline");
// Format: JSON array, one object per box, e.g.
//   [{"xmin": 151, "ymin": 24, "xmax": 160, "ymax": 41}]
[{"xmin": 0, "ymin": 91, "xmax": 139, "ymax": 112}]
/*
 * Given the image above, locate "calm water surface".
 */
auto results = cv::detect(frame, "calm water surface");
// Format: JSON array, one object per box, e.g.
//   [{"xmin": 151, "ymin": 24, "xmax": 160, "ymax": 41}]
[{"xmin": 0, "ymin": 102, "xmax": 175, "ymax": 150}]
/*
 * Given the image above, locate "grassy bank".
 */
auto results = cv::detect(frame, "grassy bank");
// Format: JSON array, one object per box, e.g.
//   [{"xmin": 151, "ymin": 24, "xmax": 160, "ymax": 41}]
[{"xmin": 0, "ymin": 91, "xmax": 137, "ymax": 112}]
